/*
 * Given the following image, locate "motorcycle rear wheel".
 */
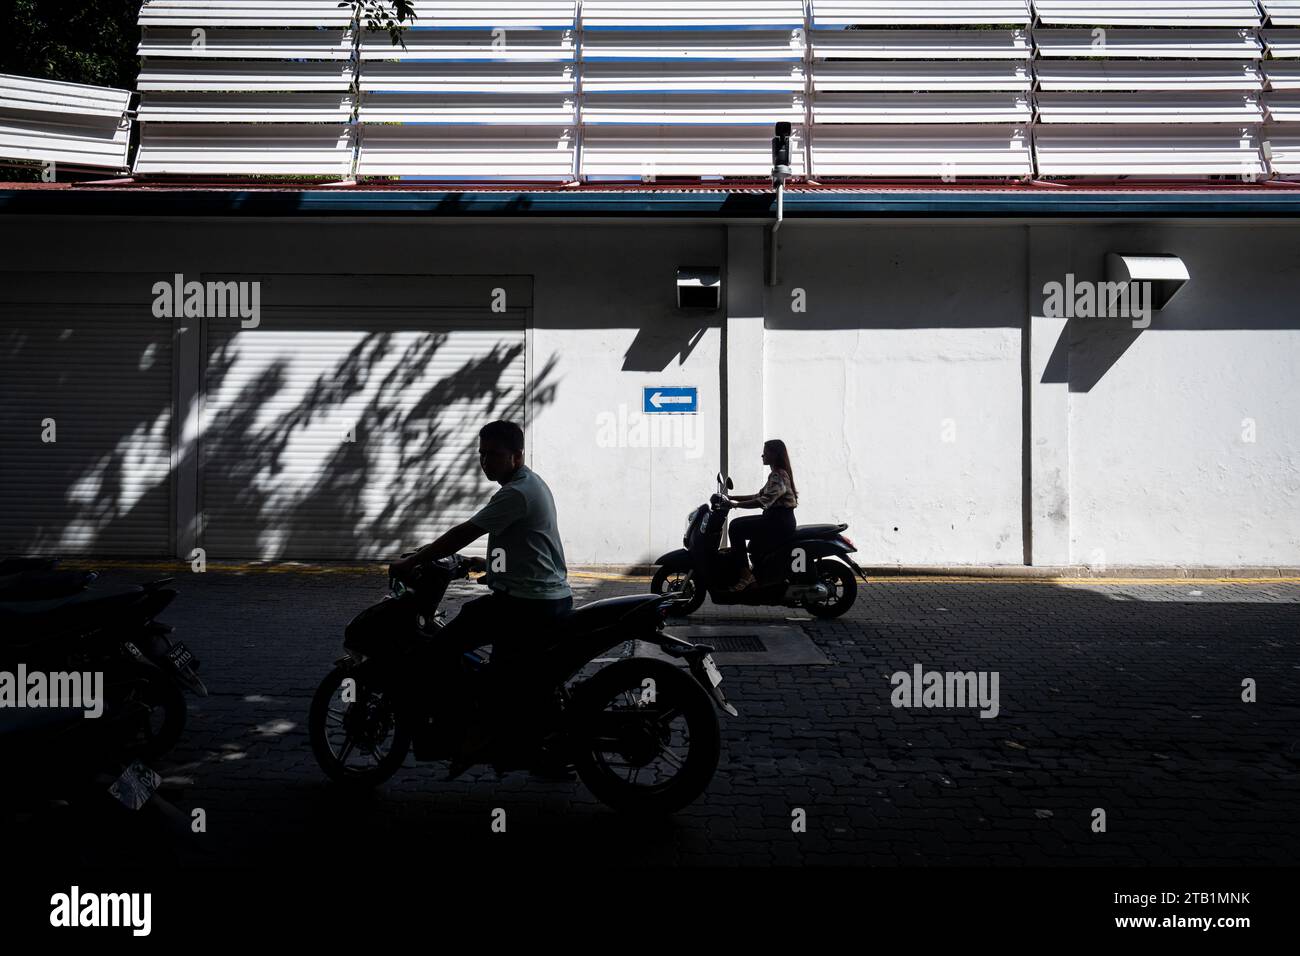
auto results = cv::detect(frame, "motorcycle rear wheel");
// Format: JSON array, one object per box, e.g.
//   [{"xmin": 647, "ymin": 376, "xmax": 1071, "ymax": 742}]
[
  {"xmin": 104, "ymin": 660, "xmax": 186, "ymax": 762},
  {"xmin": 309, "ymin": 664, "xmax": 410, "ymax": 787},
  {"xmin": 570, "ymin": 658, "xmax": 720, "ymax": 815}
]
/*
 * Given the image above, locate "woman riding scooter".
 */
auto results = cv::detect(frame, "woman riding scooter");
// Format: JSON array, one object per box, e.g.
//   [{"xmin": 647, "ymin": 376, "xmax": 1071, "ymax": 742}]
[{"xmin": 724, "ymin": 439, "xmax": 799, "ymax": 590}]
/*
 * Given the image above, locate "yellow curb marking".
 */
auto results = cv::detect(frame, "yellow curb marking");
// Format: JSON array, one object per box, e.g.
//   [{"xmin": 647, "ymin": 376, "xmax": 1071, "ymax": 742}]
[{"xmin": 46, "ymin": 560, "xmax": 1300, "ymax": 587}]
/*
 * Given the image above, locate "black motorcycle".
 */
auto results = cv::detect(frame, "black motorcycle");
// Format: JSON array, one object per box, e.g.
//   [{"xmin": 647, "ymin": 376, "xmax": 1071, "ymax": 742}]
[
  {"xmin": 0, "ymin": 570, "xmax": 202, "ymax": 759},
  {"xmin": 308, "ymin": 554, "xmax": 737, "ymax": 815},
  {"xmin": 651, "ymin": 473, "xmax": 865, "ymax": 618}
]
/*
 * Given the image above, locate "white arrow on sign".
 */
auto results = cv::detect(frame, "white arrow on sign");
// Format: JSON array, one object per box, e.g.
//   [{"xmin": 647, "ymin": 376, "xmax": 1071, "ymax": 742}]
[{"xmin": 650, "ymin": 391, "xmax": 692, "ymax": 409}]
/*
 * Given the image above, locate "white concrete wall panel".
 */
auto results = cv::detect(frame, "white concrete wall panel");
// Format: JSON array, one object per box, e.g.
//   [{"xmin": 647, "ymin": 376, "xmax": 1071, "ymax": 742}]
[{"xmin": 762, "ymin": 225, "xmax": 1027, "ymax": 565}]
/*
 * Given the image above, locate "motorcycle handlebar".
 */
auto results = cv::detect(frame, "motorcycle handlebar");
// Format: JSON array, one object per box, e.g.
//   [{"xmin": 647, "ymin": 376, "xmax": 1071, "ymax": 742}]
[{"xmin": 388, "ymin": 553, "xmax": 471, "ymax": 593}]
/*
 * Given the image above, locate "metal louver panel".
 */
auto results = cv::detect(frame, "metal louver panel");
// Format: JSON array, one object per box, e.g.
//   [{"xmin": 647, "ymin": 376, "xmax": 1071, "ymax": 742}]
[
  {"xmin": 138, "ymin": 1, "xmax": 353, "ymax": 27},
  {"xmin": 582, "ymin": 93, "xmax": 803, "ymax": 123},
  {"xmin": 581, "ymin": 124, "xmax": 807, "ymax": 175},
  {"xmin": 1035, "ymin": 61, "xmax": 1263, "ymax": 90},
  {"xmin": 1264, "ymin": 28, "xmax": 1300, "ymax": 54},
  {"xmin": 362, "ymin": 62, "xmax": 575, "ymax": 93},
  {"xmin": 0, "ymin": 74, "xmax": 132, "ymax": 169},
  {"xmin": 1264, "ymin": 91, "xmax": 1300, "ymax": 117},
  {"xmin": 139, "ymin": 27, "xmax": 354, "ymax": 59},
  {"xmin": 135, "ymin": 123, "xmax": 355, "ymax": 174},
  {"xmin": 582, "ymin": 62, "xmax": 805, "ymax": 92},
  {"xmin": 582, "ymin": 0, "xmax": 805, "ymax": 27},
  {"xmin": 813, "ymin": 92, "xmax": 1031, "ymax": 123},
  {"xmin": 360, "ymin": 94, "xmax": 575, "ymax": 123},
  {"xmin": 0, "ymin": 74, "xmax": 131, "ymax": 118},
  {"xmin": 1261, "ymin": 1, "xmax": 1300, "ymax": 26},
  {"xmin": 1035, "ymin": 92, "xmax": 1264, "ymax": 122},
  {"xmin": 0, "ymin": 306, "xmax": 173, "ymax": 556},
  {"xmin": 810, "ymin": 125, "xmax": 1032, "ymax": 175},
  {"xmin": 200, "ymin": 306, "xmax": 527, "ymax": 561},
  {"xmin": 357, "ymin": 125, "xmax": 576, "ymax": 177},
  {"xmin": 584, "ymin": 30, "xmax": 804, "ymax": 60},
  {"xmin": 810, "ymin": 29, "xmax": 1031, "ymax": 58},
  {"xmin": 1034, "ymin": 28, "xmax": 1262, "ymax": 57},
  {"xmin": 812, "ymin": 60, "xmax": 1032, "ymax": 91},
  {"xmin": 1263, "ymin": 130, "xmax": 1300, "ymax": 169},
  {"xmin": 1034, "ymin": 125, "xmax": 1265, "ymax": 174},
  {"xmin": 137, "ymin": 60, "xmax": 354, "ymax": 92},
  {"xmin": 1031, "ymin": 2, "xmax": 1261, "ymax": 27},
  {"xmin": 138, "ymin": 92, "xmax": 355, "ymax": 123},
  {"xmin": 360, "ymin": 29, "xmax": 575, "ymax": 60},
  {"xmin": 408, "ymin": 0, "xmax": 577, "ymax": 28},
  {"xmin": 1265, "ymin": 62, "xmax": 1300, "ymax": 88},
  {"xmin": 0, "ymin": 114, "xmax": 131, "ymax": 168},
  {"xmin": 809, "ymin": 1, "xmax": 1032, "ymax": 25}
]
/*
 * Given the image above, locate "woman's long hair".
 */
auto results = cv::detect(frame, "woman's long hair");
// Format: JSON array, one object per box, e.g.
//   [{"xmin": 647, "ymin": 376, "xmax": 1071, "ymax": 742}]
[{"xmin": 763, "ymin": 439, "xmax": 797, "ymax": 498}]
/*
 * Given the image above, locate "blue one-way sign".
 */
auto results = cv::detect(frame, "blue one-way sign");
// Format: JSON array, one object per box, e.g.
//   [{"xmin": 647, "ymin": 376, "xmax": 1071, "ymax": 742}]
[{"xmin": 643, "ymin": 386, "xmax": 698, "ymax": 414}]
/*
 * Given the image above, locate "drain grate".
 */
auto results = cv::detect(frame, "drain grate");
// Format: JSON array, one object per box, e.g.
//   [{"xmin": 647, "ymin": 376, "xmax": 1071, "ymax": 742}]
[{"xmin": 706, "ymin": 635, "xmax": 767, "ymax": 653}]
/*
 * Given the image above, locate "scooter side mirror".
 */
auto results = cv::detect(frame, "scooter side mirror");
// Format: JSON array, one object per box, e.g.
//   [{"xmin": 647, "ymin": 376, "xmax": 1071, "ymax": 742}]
[{"xmin": 725, "ymin": 477, "xmax": 734, "ymax": 491}]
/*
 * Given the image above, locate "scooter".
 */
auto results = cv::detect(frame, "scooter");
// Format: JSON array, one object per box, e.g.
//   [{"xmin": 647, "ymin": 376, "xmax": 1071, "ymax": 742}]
[
  {"xmin": 651, "ymin": 472, "xmax": 866, "ymax": 618},
  {"xmin": 308, "ymin": 554, "xmax": 738, "ymax": 815}
]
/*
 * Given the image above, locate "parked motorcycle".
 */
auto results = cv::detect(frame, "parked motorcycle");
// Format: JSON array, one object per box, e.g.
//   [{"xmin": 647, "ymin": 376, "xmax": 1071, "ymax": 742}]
[
  {"xmin": 0, "ymin": 699, "xmax": 191, "ymax": 867},
  {"xmin": 651, "ymin": 473, "xmax": 866, "ymax": 618},
  {"xmin": 0, "ymin": 570, "xmax": 203, "ymax": 759},
  {"xmin": 0, "ymin": 564, "xmax": 99, "ymax": 601},
  {"xmin": 308, "ymin": 554, "xmax": 737, "ymax": 814}
]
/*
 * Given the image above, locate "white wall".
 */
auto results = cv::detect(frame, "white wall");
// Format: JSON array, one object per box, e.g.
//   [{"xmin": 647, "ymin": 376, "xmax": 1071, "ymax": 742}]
[
  {"xmin": 763, "ymin": 224, "xmax": 1027, "ymax": 565},
  {"xmin": 1028, "ymin": 224, "xmax": 1300, "ymax": 566},
  {"xmin": 0, "ymin": 218, "xmax": 725, "ymax": 566},
  {"xmin": 2, "ymin": 213, "xmax": 1297, "ymax": 566}
]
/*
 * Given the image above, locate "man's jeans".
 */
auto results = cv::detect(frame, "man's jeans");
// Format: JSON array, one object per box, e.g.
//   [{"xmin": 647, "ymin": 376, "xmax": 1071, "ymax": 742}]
[{"xmin": 427, "ymin": 589, "xmax": 573, "ymax": 746}]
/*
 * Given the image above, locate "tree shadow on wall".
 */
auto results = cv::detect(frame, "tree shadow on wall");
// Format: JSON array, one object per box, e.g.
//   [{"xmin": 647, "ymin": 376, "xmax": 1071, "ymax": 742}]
[{"xmin": 200, "ymin": 320, "xmax": 559, "ymax": 561}]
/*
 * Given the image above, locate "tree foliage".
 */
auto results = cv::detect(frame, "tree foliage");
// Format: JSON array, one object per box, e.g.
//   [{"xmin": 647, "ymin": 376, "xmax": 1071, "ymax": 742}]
[{"xmin": 0, "ymin": 0, "xmax": 141, "ymax": 89}]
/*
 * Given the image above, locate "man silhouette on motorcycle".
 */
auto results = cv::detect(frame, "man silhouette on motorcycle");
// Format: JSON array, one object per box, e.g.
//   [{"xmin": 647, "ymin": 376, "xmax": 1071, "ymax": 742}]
[{"xmin": 390, "ymin": 420, "xmax": 572, "ymax": 772}]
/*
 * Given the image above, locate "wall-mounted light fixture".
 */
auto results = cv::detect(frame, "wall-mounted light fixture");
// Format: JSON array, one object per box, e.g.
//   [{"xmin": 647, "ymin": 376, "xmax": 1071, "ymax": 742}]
[
  {"xmin": 1105, "ymin": 254, "xmax": 1189, "ymax": 310},
  {"xmin": 677, "ymin": 266, "xmax": 721, "ymax": 311}
]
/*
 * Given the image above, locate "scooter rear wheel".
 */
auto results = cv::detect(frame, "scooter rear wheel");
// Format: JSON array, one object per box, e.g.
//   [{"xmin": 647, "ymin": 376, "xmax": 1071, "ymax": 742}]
[{"xmin": 803, "ymin": 560, "xmax": 857, "ymax": 619}]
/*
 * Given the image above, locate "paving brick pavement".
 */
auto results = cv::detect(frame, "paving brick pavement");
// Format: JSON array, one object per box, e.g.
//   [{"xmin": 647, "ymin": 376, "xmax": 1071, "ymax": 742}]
[{"xmin": 15, "ymin": 569, "xmax": 1299, "ymax": 867}]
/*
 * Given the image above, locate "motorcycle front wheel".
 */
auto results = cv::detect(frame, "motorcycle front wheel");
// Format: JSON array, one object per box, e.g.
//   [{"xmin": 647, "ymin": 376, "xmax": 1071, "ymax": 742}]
[
  {"xmin": 309, "ymin": 664, "xmax": 409, "ymax": 787},
  {"xmin": 650, "ymin": 567, "xmax": 706, "ymax": 617},
  {"xmin": 569, "ymin": 658, "xmax": 720, "ymax": 815}
]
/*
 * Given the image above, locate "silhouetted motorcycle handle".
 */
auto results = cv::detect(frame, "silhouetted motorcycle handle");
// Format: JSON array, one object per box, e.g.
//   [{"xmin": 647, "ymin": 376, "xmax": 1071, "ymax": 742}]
[
  {"xmin": 308, "ymin": 554, "xmax": 737, "ymax": 815},
  {"xmin": 651, "ymin": 473, "xmax": 866, "ymax": 618}
]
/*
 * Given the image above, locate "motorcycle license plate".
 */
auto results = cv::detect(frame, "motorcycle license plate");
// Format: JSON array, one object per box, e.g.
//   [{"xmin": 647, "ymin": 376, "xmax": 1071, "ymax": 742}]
[
  {"xmin": 109, "ymin": 761, "xmax": 161, "ymax": 811},
  {"xmin": 165, "ymin": 642, "xmax": 194, "ymax": 671},
  {"xmin": 702, "ymin": 654, "xmax": 723, "ymax": 687}
]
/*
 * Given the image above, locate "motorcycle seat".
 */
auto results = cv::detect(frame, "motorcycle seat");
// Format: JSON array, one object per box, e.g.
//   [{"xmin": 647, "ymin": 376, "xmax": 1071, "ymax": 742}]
[
  {"xmin": 795, "ymin": 523, "xmax": 848, "ymax": 539},
  {"xmin": 0, "ymin": 587, "xmax": 145, "ymax": 641},
  {"xmin": 0, "ymin": 569, "xmax": 98, "ymax": 602},
  {"xmin": 552, "ymin": 593, "xmax": 665, "ymax": 638}
]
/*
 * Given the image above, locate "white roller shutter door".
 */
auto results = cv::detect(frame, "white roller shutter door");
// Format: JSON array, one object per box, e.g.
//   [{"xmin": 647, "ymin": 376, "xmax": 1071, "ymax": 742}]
[
  {"xmin": 0, "ymin": 293, "xmax": 174, "ymax": 556},
  {"xmin": 198, "ymin": 281, "xmax": 528, "ymax": 561}
]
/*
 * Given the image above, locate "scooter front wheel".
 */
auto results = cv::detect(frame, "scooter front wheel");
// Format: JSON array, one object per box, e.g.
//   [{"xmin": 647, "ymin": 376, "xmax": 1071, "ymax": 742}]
[{"xmin": 651, "ymin": 567, "xmax": 706, "ymax": 617}]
